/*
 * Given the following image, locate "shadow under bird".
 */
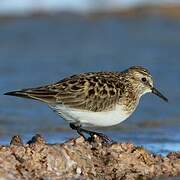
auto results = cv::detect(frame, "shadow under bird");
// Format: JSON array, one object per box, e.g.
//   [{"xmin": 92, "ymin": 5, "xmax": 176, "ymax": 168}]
[{"xmin": 5, "ymin": 66, "xmax": 168, "ymax": 142}]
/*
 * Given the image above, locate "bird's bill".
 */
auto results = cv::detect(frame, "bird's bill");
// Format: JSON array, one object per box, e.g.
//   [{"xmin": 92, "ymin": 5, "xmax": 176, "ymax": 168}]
[{"xmin": 151, "ymin": 87, "xmax": 168, "ymax": 102}]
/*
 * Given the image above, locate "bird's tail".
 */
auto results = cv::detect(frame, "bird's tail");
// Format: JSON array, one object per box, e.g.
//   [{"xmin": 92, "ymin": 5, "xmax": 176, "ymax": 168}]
[
  {"xmin": 4, "ymin": 87, "xmax": 57, "ymax": 103},
  {"xmin": 4, "ymin": 90, "xmax": 32, "ymax": 99}
]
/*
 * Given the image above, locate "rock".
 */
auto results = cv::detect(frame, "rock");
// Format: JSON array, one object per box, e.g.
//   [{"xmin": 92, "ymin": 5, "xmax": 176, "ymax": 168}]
[
  {"xmin": 10, "ymin": 135, "xmax": 23, "ymax": 146},
  {"xmin": 0, "ymin": 134, "xmax": 179, "ymax": 179}
]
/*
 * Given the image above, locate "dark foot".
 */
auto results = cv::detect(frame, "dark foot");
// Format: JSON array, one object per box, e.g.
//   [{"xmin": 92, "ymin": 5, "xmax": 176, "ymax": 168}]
[
  {"xmin": 69, "ymin": 123, "xmax": 113, "ymax": 143},
  {"xmin": 89, "ymin": 131, "xmax": 113, "ymax": 143}
]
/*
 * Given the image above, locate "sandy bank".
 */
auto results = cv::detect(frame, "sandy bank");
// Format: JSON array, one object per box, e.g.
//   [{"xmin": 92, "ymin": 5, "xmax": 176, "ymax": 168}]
[{"xmin": 0, "ymin": 134, "xmax": 179, "ymax": 179}]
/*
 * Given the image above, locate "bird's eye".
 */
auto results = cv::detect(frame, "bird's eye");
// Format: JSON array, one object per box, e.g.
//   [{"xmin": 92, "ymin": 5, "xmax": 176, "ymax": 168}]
[{"xmin": 141, "ymin": 77, "xmax": 147, "ymax": 82}]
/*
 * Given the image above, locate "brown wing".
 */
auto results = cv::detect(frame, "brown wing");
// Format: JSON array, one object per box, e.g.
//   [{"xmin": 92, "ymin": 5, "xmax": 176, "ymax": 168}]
[{"xmin": 5, "ymin": 72, "xmax": 126, "ymax": 112}]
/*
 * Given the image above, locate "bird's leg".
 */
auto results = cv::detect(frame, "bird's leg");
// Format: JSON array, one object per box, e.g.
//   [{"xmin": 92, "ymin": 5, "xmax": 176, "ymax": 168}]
[
  {"xmin": 69, "ymin": 123, "xmax": 86, "ymax": 140},
  {"xmin": 69, "ymin": 123, "xmax": 112, "ymax": 143}
]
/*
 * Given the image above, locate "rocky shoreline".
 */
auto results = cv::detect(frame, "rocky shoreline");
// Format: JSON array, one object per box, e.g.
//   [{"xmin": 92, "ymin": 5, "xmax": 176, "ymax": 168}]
[{"xmin": 0, "ymin": 134, "xmax": 179, "ymax": 179}]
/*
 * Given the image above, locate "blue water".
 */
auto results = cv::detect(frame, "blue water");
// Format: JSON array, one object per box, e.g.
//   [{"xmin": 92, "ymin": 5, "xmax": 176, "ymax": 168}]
[{"xmin": 0, "ymin": 15, "xmax": 180, "ymax": 155}]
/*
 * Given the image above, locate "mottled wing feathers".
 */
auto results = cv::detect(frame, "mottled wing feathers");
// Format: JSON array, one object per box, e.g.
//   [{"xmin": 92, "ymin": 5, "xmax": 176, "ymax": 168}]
[
  {"xmin": 5, "ymin": 72, "xmax": 126, "ymax": 112},
  {"xmin": 54, "ymin": 72, "xmax": 126, "ymax": 111}
]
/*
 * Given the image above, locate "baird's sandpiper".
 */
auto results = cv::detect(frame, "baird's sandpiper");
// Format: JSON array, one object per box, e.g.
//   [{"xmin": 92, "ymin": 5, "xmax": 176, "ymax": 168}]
[{"xmin": 5, "ymin": 66, "xmax": 168, "ymax": 142}]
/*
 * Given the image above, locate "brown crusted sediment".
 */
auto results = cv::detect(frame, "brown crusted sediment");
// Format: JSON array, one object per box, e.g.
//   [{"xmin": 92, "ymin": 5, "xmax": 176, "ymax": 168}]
[{"xmin": 0, "ymin": 135, "xmax": 179, "ymax": 179}]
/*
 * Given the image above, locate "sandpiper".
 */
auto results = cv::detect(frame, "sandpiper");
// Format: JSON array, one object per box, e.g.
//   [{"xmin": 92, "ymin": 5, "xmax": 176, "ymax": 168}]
[{"xmin": 5, "ymin": 66, "xmax": 168, "ymax": 142}]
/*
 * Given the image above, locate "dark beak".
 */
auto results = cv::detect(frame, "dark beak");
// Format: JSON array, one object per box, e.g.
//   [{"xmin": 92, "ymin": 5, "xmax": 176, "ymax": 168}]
[{"xmin": 152, "ymin": 87, "xmax": 168, "ymax": 102}]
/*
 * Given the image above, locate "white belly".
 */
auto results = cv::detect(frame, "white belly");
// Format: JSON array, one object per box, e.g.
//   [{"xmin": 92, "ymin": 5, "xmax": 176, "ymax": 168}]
[{"xmin": 50, "ymin": 104, "xmax": 131, "ymax": 127}]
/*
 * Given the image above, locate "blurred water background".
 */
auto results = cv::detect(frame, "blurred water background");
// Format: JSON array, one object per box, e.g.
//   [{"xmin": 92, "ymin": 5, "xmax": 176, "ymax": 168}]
[{"xmin": 0, "ymin": 0, "xmax": 180, "ymax": 156}]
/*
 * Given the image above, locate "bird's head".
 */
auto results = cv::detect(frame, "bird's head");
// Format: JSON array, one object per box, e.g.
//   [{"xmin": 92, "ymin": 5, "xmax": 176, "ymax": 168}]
[{"xmin": 125, "ymin": 66, "xmax": 168, "ymax": 102}]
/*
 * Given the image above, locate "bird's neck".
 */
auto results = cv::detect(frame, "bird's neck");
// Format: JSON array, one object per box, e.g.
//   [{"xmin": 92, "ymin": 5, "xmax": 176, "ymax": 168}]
[{"xmin": 120, "ymin": 81, "xmax": 142, "ymax": 113}]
